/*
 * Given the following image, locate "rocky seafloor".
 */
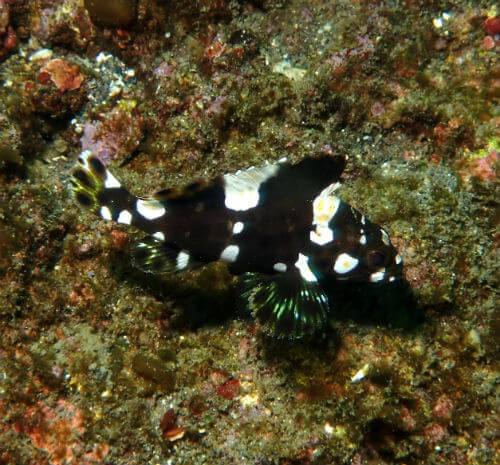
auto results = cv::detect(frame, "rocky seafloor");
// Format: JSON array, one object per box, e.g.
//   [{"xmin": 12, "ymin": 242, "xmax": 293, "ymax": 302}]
[{"xmin": 0, "ymin": 1, "xmax": 498, "ymax": 464}]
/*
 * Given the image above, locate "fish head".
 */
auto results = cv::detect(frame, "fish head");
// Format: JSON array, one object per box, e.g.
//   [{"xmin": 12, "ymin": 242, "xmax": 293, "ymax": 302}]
[{"xmin": 311, "ymin": 222, "xmax": 403, "ymax": 283}]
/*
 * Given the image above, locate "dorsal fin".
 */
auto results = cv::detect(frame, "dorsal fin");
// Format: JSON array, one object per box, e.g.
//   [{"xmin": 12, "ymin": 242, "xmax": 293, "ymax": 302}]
[
  {"xmin": 153, "ymin": 187, "xmax": 180, "ymax": 201},
  {"xmin": 153, "ymin": 179, "xmax": 211, "ymax": 201},
  {"xmin": 222, "ymin": 155, "xmax": 346, "ymax": 212},
  {"xmin": 221, "ymin": 159, "xmax": 290, "ymax": 211}
]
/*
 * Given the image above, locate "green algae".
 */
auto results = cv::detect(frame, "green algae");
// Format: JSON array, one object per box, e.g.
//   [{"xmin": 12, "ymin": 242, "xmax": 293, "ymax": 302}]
[
  {"xmin": 131, "ymin": 353, "xmax": 176, "ymax": 392},
  {"xmin": 466, "ymin": 136, "xmax": 500, "ymax": 160}
]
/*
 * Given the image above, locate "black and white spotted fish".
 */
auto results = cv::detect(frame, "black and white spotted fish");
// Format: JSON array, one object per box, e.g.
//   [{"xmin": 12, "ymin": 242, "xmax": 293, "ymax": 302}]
[{"xmin": 71, "ymin": 150, "xmax": 403, "ymax": 337}]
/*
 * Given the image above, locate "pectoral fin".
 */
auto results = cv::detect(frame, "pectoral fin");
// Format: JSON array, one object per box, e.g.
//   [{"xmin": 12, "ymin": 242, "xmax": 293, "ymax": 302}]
[
  {"xmin": 241, "ymin": 271, "xmax": 329, "ymax": 338},
  {"xmin": 132, "ymin": 236, "xmax": 203, "ymax": 274}
]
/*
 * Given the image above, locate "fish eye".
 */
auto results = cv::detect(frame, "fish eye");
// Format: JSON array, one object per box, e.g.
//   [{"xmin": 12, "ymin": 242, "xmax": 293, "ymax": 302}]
[{"xmin": 367, "ymin": 250, "xmax": 386, "ymax": 268}]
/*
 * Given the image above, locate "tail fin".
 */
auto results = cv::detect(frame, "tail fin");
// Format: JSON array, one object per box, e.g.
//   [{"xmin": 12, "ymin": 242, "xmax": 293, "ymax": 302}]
[{"xmin": 70, "ymin": 150, "xmax": 167, "ymax": 229}]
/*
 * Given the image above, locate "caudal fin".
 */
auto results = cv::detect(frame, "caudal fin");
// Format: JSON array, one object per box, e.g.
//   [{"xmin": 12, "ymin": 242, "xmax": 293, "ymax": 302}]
[{"xmin": 70, "ymin": 150, "xmax": 167, "ymax": 230}]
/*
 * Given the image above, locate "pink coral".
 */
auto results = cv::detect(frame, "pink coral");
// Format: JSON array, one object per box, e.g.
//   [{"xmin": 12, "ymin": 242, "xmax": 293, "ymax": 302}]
[
  {"xmin": 371, "ymin": 101, "xmax": 385, "ymax": 116},
  {"xmin": 12, "ymin": 399, "xmax": 109, "ymax": 465},
  {"xmin": 31, "ymin": 0, "xmax": 95, "ymax": 49},
  {"xmin": 433, "ymin": 394, "xmax": 454, "ymax": 420},
  {"xmin": 424, "ymin": 423, "xmax": 449, "ymax": 443},
  {"xmin": 41, "ymin": 59, "xmax": 84, "ymax": 92},
  {"xmin": 0, "ymin": 0, "xmax": 17, "ymax": 59},
  {"xmin": 469, "ymin": 150, "xmax": 498, "ymax": 182},
  {"xmin": 460, "ymin": 149, "xmax": 498, "ymax": 184},
  {"xmin": 80, "ymin": 106, "xmax": 144, "ymax": 164},
  {"xmin": 484, "ymin": 17, "xmax": 500, "ymax": 36}
]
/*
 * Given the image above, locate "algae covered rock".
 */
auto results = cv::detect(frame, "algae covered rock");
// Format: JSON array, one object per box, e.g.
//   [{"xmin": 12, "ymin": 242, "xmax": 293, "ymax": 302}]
[
  {"xmin": 0, "ymin": 112, "xmax": 22, "ymax": 165},
  {"xmin": 84, "ymin": 0, "xmax": 137, "ymax": 27}
]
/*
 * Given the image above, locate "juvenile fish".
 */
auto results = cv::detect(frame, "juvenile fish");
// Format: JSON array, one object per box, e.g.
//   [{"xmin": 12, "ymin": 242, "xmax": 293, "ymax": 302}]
[{"xmin": 71, "ymin": 151, "xmax": 403, "ymax": 337}]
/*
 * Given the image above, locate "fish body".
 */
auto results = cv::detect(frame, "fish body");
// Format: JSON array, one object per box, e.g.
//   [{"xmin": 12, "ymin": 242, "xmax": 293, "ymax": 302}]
[{"xmin": 71, "ymin": 151, "xmax": 403, "ymax": 337}]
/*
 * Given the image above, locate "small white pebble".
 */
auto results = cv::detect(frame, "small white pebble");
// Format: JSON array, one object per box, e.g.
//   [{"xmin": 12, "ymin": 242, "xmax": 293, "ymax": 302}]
[
  {"xmin": 433, "ymin": 17, "xmax": 443, "ymax": 28},
  {"xmin": 29, "ymin": 48, "xmax": 53, "ymax": 62},
  {"xmin": 324, "ymin": 422, "xmax": 334, "ymax": 435},
  {"xmin": 239, "ymin": 393, "xmax": 259, "ymax": 407},
  {"xmin": 96, "ymin": 52, "xmax": 112, "ymax": 64},
  {"xmin": 109, "ymin": 80, "xmax": 124, "ymax": 98}
]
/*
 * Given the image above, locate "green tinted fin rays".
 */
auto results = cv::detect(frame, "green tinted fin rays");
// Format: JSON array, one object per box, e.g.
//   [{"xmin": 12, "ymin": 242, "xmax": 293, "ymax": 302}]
[
  {"xmin": 241, "ymin": 271, "xmax": 329, "ymax": 338},
  {"xmin": 132, "ymin": 236, "xmax": 203, "ymax": 274}
]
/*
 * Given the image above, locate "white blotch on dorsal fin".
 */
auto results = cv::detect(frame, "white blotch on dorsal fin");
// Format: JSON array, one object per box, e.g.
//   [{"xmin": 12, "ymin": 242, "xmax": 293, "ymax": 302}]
[
  {"xmin": 223, "ymin": 163, "xmax": 279, "ymax": 211},
  {"xmin": 136, "ymin": 198, "xmax": 166, "ymax": 220},
  {"xmin": 310, "ymin": 183, "xmax": 341, "ymax": 246}
]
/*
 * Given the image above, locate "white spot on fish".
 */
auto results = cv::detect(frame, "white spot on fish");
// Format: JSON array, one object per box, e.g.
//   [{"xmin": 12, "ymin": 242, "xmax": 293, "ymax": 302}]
[
  {"xmin": 334, "ymin": 253, "xmax": 359, "ymax": 274},
  {"xmin": 153, "ymin": 231, "xmax": 165, "ymax": 241},
  {"xmin": 310, "ymin": 183, "xmax": 341, "ymax": 246},
  {"xmin": 370, "ymin": 269, "xmax": 386, "ymax": 282},
  {"xmin": 220, "ymin": 245, "xmax": 239, "ymax": 263},
  {"xmin": 359, "ymin": 234, "xmax": 367, "ymax": 245},
  {"xmin": 294, "ymin": 253, "xmax": 317, "ymax": 282},
  {"xmin": 310, "ymin": 227, "xmax": 333, "ymax": 246},
  {"xmin": 104, "ymin": 172, "xmax": 121, "ymax": 188},
  {"xmin": 389, "ymin": 276, "xmax": 396, "ymax": 282},
  {"xmin": 381, "ymin": 229, "xmax": 390, "ymax": 246},
  {"xmin": 136, "ymin": 199, "xmax": 166, "ymax": 220},
  {"xmin": 223, "ymin": 164, "xmax": 278, "ymax": 211},
  {"xmin": 273, "ymin": 262, "xmax": 287, "ymax": 273},
  {"xmin": 117, "ymin": 210, "xmax": 132, "ymax": 225},
  {"xmin": 176, "ymin": 251, "xmax": 190, "ymax": 270},
  {"xmin": 225, "ymin": 187, "xmax": 259, "ymax": 211},
  {"xmin": 232, "ymin": 221, "xmax": 244, "ymax": 234},
  {"xmin": 395, "ymin": 254, "xmax": 402, "ymax": 265},
  {"xmin": 100, "ymin": 206, "xmax": 112, "ymax": 221}
]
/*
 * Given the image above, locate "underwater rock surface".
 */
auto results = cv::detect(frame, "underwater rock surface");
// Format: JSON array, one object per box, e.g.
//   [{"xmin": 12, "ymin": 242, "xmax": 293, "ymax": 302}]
[{"xmin": 0, "ymin": 1, "xmax": 498, "ymax": 464}]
